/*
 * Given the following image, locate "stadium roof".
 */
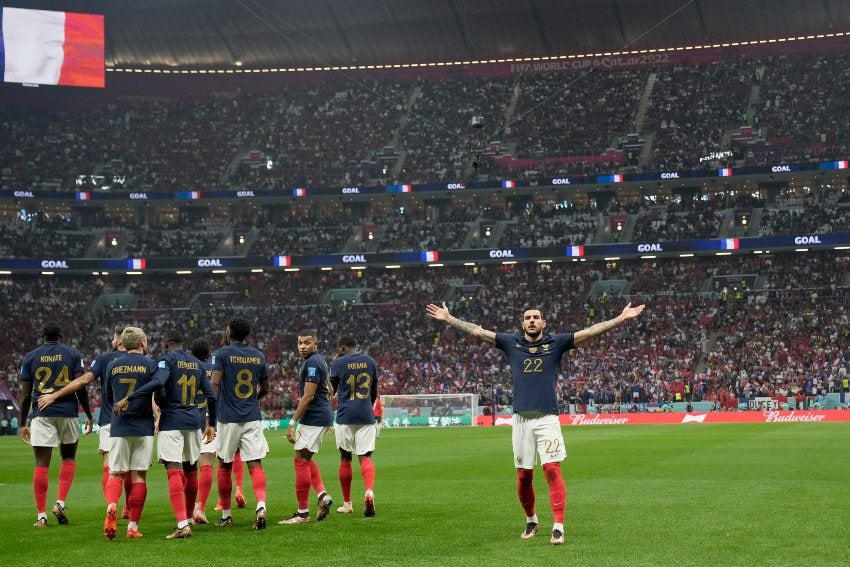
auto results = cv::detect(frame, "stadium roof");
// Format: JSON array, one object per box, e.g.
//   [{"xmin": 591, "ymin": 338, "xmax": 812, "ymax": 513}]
[{"xmin": 8, "ymin": 0, "xmax": 850, "ymax": 69}]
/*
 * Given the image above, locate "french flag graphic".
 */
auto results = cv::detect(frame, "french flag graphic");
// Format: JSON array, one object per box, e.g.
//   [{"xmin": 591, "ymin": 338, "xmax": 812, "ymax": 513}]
[
  {"xmin": 834, "ymin": 160, "xmax": 849, "ymax": 170},
  {"xmin": 721, "ymin": 238, "xmax": 739, "ymax": 250},
  {"xmin": 126, "ymin": 259, "xmax": 146, "ymax": 270},
  {"xmin": 718, "ymin": 168, "xmax": 733, "ymax": 177},
  {"xmin": 421, "ymin": 251, "xmax": 439, "ymax": 262},
  {"xmin": 1, "ymin": 8, "xmax": 104, "ymax": 87},
  {"xmin": 501, "ymin": 180, "xmax": 516, "ymax": 188},
  {"xmin": 566, "ymin": 245, "xmax": 584, "ymax": 257},
  {"xmin": 274, "ymin": 255, "xmax": 292, "ymax": 267},
  {"xmin": 176, "ymin": 191, "xmax": 201, "ymax": 200},
  {"xmin": 292, "ymin": 188, "xmax": 306, "ymax": 197},
  {"xmin": 75, "ymin": 191, "xmax": 90, "ymax": 201},
  {"xmin": 387, "ymin": 184, "xmax": 412, "ymax": 193}
]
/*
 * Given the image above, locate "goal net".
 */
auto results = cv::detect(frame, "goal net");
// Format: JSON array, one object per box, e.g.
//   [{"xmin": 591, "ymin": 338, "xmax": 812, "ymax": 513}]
[{"xmin": 380, "ymin": 393, "xmax": 479, "ymax": 428}]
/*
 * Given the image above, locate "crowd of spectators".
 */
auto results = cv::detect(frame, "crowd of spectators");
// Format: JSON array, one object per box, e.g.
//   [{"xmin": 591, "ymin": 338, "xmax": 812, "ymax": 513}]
[
  {"xmin": 5, "ymin": 52, "xmax": 850, "ymax": 190},
  {"xmin": 497, "ymin": 215, "xmax": 598, "ymax": 248},
  {"xmin": 632, "ymin": 209, "xmax": 725, "ymax": 242},
  {"xmin": 123, "ymin": 228, "xmax": 226, "ymax": 257},
  {"xmin": 249, "ymin": 225, "xmax": 355, "ymax": 256},
  {"xmin": 0, "ymin": 224, "xmax": 95, "ymax": 258},
  {"xmin": 1, "ymin": 251, "xmax": 848, "ymax": 419}
]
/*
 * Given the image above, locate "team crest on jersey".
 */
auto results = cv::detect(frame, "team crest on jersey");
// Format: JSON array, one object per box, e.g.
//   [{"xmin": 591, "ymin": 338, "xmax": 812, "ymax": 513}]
[
  {"xmin": 308, "ymin": 366, "xmax": 317, "ymax": 377},
  {"xmin": 543, "ymin": 344, "xmax": 549, "ymax": 351},
  {"xmin": 529, "ymin": 347, "xmax": 538, "ymax": 354}
]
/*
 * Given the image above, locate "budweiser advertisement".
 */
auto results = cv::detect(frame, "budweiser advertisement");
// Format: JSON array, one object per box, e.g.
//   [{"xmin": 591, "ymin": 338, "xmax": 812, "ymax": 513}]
[{"xmin": 478, "ymin": 410, "xmax": 850, "ymax": 427}]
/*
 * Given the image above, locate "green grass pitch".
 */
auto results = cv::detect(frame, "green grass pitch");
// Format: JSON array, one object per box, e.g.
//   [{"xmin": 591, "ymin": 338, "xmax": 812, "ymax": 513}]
[{"xmin": 1, "ymin": 423, "xmax": 848, "ymax": 566}]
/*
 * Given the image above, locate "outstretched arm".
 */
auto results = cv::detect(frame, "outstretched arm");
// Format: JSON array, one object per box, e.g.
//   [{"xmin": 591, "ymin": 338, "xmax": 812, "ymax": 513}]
[
  {"xmin": 426, "ymin": 301, "xmax": 496, "ymax": 345},
  {"xmin": 573, "ymin": 302, "xmax": 645, "ymax": 347}
]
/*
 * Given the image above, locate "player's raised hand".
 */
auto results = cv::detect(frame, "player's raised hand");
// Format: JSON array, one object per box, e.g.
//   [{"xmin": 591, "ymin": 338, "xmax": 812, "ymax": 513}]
[
  {"xmin": 425, "ymin": 301, "xmax": 451, "ymax": 322},
  {"xmin": 37, "ymin": 392, "xmax": 58, "ymax": 410},
  {"xmin": 619, "ymin": 302, "xmax": 646, "ymax": 321},
  {"xmin": 20, "ymin": 425, "xmax": 31, "ymax": 446}
]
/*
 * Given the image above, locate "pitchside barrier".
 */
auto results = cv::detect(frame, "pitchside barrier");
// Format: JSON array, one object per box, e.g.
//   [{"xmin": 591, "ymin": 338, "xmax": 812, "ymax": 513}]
[{"xmin": 478, "ymin": 409, "xmax": 850, "ymax": 426}]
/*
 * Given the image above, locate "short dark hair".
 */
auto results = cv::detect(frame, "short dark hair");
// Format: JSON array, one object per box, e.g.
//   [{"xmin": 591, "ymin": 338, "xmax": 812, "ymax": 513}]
[
  {"xmin": 163, "ymin": 329, "xmax": 183, "ymax": 345},
  {"xmin": 190, "ymin": 338, "xmax": 211, "ymax": 361},
  {"xmin": 113, "ymin": 324, "xmax": 126, "ymax": 336},
  {"xmin": 298, "ymin": 329, "xmax": 317, "ymax": 339},
  {"xmin": 338, "ymin": 336, "xmax": 357, "ymax": 348},
  {"xmin": 521, "ymin": 307, "xmax": 545, "ymax": 319},
  {"xmin": 43, "ymin": 321, "xmax": 62, "ymax": 341},
  {"xmin": 229, "ymin": 317, "xmax": 251, "ymax": 342}
]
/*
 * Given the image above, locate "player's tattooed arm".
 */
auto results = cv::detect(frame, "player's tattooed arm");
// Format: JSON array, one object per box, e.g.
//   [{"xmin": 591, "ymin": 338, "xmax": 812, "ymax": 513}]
[
  {"xmin": 573, "ymin": 302, "xmax": 645, "ymax": 346},
  {"xmin": 426, "ymin": 301, "xmax": 496, "ymax": 345}
]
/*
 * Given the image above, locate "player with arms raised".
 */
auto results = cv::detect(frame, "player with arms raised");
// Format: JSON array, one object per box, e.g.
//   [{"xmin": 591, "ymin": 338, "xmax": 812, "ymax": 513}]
[
  {"xmin": 211, "ymin": 317, "xmax": 270, "ymax": 529},
  {"xmin": 330, "ymin": 336, "xmax": 379, "ymax": 517},
  {"xmin": 18, "ymin": 321, "xmax": 91, "ymax": 527},
  {"xmin": 426, "ymin": 301, "xmax": 645, "ymax": 545}
]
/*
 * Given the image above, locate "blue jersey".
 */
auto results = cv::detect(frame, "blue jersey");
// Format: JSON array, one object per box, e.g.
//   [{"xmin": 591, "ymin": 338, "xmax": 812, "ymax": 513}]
[
  {"xmin": 156, "ymin": 350, "xmax": 215, "ymax": 431},
  {"xmin": 195, "ymin": 360, "xmax": 214, "ymax": 430},
  {"xmin": 89, "ymin": 350, "xmax": 125, "ymax": 426},
  {"xmin": 19, "ymin": 342, "xmax": 85, "ymax": 419},
  {"xmin": 211, "ymin": 342, "xmax": 268, "ymax": 423},
  {"xmin": 299, "ymin": 352, "xmax": 333, "ymax": 427},
  {"xmin": 105, "ymin": 353, "xmax": 159, "ymax": 437},
  {"xmin": 330, "ymin": 353, "xmax": 378, "ymax": 425},
  {"xmin": 494, "ymin": 332, "xmax": 574, "ymax": 415}
]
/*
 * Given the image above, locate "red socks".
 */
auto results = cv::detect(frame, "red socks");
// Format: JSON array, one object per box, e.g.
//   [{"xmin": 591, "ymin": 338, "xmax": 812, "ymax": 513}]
[
  {"xmin": 101, "ymin": 466, "xmax": 110, "ymax": 496},
  {"xmin": 217, "ymin": 465, "xmax": 233, "ymax": 510},
  {"xmin": 542, "ymin": 462, "xmax": 566, "ymax": 524},
  {"xmin": 33, "ymin": 465, "xmax": 49, "ymax": 513},
  {"xmin": 516, "ymin": 468, "xmax": 536, "ymax": 517},
  {"xmin": 339, "ymin": 461, "xmax": 353, "ymax": 502},
  {"xmin": 360, "ymin": 457, "xmax": 375, "ymax": 491},
  {"xmin": 128, "ymin": 482, "xmax": 147, "ymax": 523},
  {"xmin": 167, "ymin": 469, "xmax": 187, "ymax": 522},
  {"xmin": 184, "ymin": 468, "xmax": 198, "ymax": 515},
  {"xmin": 233, "ymin": 452, "xmax": 244, "ymax": 489},
  {"xmin": 308, "ymin": 460, "xmax": 326, "ymax": 495},
  {"xmin": 294, "ymin": 459, "xmax": 311, "ymax": 511},
  {"xmin": 105, "ymin": 476, "xmax": 123, "ymax": 506},
  {"xmin": 57, "ymin": 460, "xmax": 75, "ymax": 502},
  {"xmin": 123, "ymin": 474, "xmax": 133, "ymax": 510},
  {"xmin": 197, "ymin": 464, "xmax": 213, "ymax": 508},
  {"xmin": 249, "ymin": 466, "xmax": 266, "ymax": 504}
]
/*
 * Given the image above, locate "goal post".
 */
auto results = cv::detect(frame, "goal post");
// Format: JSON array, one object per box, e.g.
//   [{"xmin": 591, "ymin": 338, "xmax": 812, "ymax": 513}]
[{"xmin": 380, "ymin": 393, "xmax": 480, "ymax": 427}]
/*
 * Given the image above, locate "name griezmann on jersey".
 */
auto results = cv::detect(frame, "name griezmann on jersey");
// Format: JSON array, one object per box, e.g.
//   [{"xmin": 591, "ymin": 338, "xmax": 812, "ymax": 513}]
[{"xmin": 111, "ymin": 365, "xmax": 150, "ymax": 375}]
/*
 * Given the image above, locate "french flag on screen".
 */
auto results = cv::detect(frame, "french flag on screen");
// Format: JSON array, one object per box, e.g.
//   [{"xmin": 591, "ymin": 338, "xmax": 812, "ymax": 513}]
[
  {"xmin": 501, "ymin": 180, "xmax": 516, "ymax": 188},
  {"xmin": 292, "ymin": 188, "xmax": 306, "ymax": 197},
  {"xmin": 274, "ymin": 255, "xmax": 292, "ymax": 267},
  {"xmin": 0, "ymin": 8, "xmax": 104, "ymax": 87},
  {"xmin": 721, "ymin": 238, "xmax": 739, "ymax": 250},
  {"xmin": 421, "ymin": 251, "xmax": 439, "ymax": 262},
  {"xmin": 75, "ymin": 191, "xmax": 90, "ymax": 201},
  {"xmin": 567, "ymin": 245, "xmax": 584, "ymax": 257},
  {"xmin": 834, "ymin": 160, "xmax": 849, "ymax": 170},
  {"xmin": 718, "ymin": 168, "xmax": 734, "ymax": 177},
  {"xmin": 387, "ymin": 184, "xmax": 412, "ymax": 193},
  {"xmin": 126, "ymin": 259, "xmax": 146, "ymax": 270}
]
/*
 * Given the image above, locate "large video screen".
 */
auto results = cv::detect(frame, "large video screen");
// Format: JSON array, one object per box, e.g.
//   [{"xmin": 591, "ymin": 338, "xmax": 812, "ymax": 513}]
[{"xmin": 1, "ymin": 7, "xmax": 104, "ymax": 88}]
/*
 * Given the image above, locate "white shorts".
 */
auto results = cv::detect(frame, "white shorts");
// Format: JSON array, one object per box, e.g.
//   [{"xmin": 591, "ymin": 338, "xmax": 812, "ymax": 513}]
[
  {"xmin": 158, "ymin": 429, "xmax": 202, "ymax": 465},
  {"xmin": 335, "ymin": 423, "xmax": 377, "ymax": 455},
  {"xmin": 98, "ymin": 424, "xmax": 113, "ymax": 454},
  {"xmin": 512, "ymin": 412, "xmax": 566, "ymax": 469},
  {"xmin": 30, "ymin": 416, "xmax": 80, "ymax": 447},
  {"xmin": 109, "ymin": 436, "xmax": 154, "ymax": 473},
  {"xmin": 200, "ymin": 429, "xmax": 217, "ymax": 454},
  {"xmin": 217, "ymin": 421, "xmax": 268, "ymax": 463},
  {"xmin": 294, "ymin": 424, "xmax": 329, "ymax": 454}
]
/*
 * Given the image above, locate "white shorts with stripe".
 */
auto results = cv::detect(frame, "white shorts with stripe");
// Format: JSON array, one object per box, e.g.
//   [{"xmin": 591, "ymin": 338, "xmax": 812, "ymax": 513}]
[
  {"xmin": 157, "ymin": 429, "xmax": 202, "ymax": 464},
  {"xmin": 216, "ymin": 421, "xmax": 268, "ymax": 463},
  {"xmin": 98, "ymin": 423, "xmax": 113, "ymax": 454},
  {"xmin": 30, "ymin": 416, "xmax": 80, "ymax": 447},
  {"xmin": 293, "ymin": 424, "xmax": 329, "ymax": 454},
  {"xmin": 334, "ymin": 423, "xmax": 377, "ymax": 455},
  {"xmin": 109, "ymin": 436, "xmax": 154, "ymax": 473},
  {"xmin": 511, "ymin": 412, "xmax": 567, "ymax": 469}
]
